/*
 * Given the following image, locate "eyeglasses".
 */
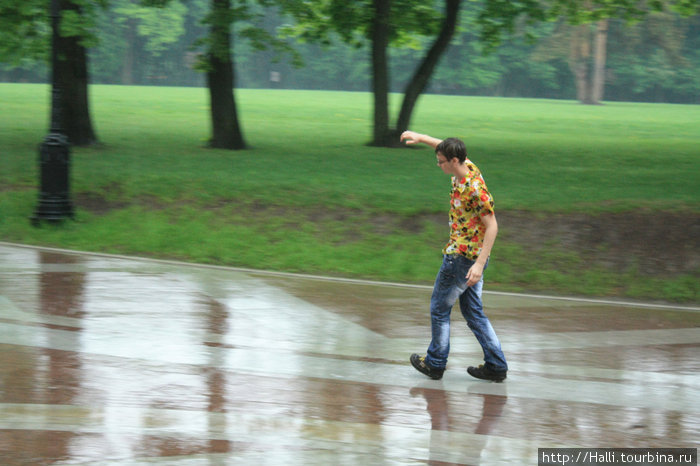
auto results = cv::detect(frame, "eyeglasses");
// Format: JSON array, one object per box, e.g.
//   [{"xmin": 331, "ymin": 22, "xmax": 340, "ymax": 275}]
[{"xmin": 437, "ymin": 159, "xmax": 448, "ymax": 165}]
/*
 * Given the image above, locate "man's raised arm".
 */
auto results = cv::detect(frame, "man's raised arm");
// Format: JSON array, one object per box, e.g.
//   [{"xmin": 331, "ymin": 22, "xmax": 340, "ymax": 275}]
[{"xmin": 400, "ymin": 131, "xmax": 442, "ymax": 149}]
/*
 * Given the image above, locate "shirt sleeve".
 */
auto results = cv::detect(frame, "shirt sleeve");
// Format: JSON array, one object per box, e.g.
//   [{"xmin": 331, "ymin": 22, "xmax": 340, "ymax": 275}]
[{"xmin": 471, "ymin": 175, "xmax": 495, "ymax": 217}]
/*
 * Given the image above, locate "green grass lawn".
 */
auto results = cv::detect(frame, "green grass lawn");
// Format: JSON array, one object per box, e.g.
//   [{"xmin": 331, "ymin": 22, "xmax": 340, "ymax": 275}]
[{"xmin": 1, "ymin": 83, "xmax": 699, "ymax": 302}]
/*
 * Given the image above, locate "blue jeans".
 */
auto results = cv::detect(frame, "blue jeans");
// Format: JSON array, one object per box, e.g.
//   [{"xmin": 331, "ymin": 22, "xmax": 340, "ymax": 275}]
[{"xmin": 425, "ymin": 254, "xmax": 508, "ymax": 372}]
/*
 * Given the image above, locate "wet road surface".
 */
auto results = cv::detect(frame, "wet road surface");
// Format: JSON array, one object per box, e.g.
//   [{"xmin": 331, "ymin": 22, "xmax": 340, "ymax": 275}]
[{"xmin": 0, "ymin": 243, "xmax": 698, "ymax": 464}]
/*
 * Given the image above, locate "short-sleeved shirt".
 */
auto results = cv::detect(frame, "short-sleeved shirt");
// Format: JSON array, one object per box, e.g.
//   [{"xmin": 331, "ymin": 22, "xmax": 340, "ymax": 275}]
[{"xmin": 442, "ymin": 160, "xmax": 495, "ymax": 260}]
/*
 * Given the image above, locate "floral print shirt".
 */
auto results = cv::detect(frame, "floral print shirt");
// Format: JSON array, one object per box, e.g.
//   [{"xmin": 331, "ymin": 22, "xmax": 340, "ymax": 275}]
[{"xmin": 443, "ymin": 160, "xmax": 495, "ymax": 260}]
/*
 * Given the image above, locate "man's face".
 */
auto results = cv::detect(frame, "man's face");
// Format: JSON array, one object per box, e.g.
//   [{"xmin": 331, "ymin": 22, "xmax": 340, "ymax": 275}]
[{"xmin": 436, "ymin": 152, "xmax": 457, "ymax": 176}]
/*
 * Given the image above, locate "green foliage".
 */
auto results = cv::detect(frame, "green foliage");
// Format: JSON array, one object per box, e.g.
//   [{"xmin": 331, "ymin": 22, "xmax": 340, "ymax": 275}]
[
  {"xmin": 279, "ymin": 0, "xmax": 444, "ymax": 48},
  {"xmin": 478, "ymin": 0, "xmax": 548, "ymax": 50},
  {"xmin": 112, "ymin": 0, "xmax": 187, "ymax": 56},
  {"xmin": 54, "ymin": 0, "xmax": 109, "ymax": 48},
  {"xmin": 478, "ymin": 0, "xmax": 700, "ymax": 49},
  {"xmin": 194, "ymin": 0, "xmax": 302, "ymax": 71},
  {"xmin": 0, "ymin": 0, "xmax": 48, "ymax": 66},
  {"xmin": 605, "ymin": 13, "xmax": 700, "ymax": 102},
  {"xmin": 2, "ymin": 0, "xmax": 699, "ymax": 103},
  {"xmin": 668, "ymin": 0, "xmax": 700, "ymax": 15},
  {"xmin": 424, "ymin": 8, "xmax": 563, "ymax": 96}
]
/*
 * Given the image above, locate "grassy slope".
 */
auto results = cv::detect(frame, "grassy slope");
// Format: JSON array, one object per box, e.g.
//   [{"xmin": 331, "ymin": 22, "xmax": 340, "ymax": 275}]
[{"xmin": 1, "ymin": 84, "xmax": 698, "ymax": 302}]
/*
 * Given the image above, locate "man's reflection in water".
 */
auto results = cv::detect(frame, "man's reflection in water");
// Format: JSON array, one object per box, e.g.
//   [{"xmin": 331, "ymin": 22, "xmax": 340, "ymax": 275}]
[{"xmin": 410, "ymin": 385, "xmax": 507, "ymax": 464}]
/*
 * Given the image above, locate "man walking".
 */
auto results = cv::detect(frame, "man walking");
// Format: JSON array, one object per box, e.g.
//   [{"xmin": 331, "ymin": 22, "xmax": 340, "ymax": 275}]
[{"xmin": 400, "ymin": 131, "xmax": 508, "ymax": 382}]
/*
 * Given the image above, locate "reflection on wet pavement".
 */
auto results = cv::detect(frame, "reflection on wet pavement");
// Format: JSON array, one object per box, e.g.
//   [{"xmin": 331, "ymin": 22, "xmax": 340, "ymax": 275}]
[{"xmin": 0, "ymin": 243, "xmax": 698, "ymax": 464}]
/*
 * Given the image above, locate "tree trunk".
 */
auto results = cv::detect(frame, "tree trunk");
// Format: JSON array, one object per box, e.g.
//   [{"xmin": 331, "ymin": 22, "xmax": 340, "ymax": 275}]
[
  {"xmin": 569, "ymin": 24, "xmax": 593, "ymax": 104},
  {"xmin": 56, "ymin": 0, "xmax": 98, "ymax": 146},
  {"xmin": 207, "ymin": 0, "xmax": 245, "ymax": 150},
  {"xmin": 591, "ymin": 19, "xmax": 608, "ymax": 104},
  {"xmin": 121, "ymin": 18, "xmax": 136, "ymax": 85},
  {"xmin": 395, "ymin": 0, "xmax": 461, "ymax": 142},
  {"xmin": 369, "ymin": 0, "xmax": 391, "ymax": 147}
]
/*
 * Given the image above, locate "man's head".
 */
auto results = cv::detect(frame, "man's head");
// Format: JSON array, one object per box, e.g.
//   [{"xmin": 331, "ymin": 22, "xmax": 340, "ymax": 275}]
[
  {"xmin": 435, "ymin": 138, "xmax": 467, "ymax": 163},
  {"xmin": 435, "ymin": 138, "xmax": 467, "ymax": 175}
]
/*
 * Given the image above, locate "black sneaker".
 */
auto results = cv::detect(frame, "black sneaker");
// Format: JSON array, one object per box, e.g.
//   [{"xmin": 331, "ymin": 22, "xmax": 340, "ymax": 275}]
[
  {"xmin": 410, "ymin": 354, "xmax": 444, "ymax": 380},
  {"xmin": 467, "ymin": 364, "xmax": 507, "ymax": 382}
]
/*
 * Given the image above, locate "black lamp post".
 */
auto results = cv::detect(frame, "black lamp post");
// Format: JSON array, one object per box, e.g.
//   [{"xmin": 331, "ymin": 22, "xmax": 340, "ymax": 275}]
[{"xmin": 31, "ymin": 0, "xmax": 74, "ymax": 226}]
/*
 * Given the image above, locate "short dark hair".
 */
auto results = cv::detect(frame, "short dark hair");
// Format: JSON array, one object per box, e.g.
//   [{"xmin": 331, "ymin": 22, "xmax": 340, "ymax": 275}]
[{"xmin": 435, "ymin": 138, "xmax": 467, "ymax": 163}]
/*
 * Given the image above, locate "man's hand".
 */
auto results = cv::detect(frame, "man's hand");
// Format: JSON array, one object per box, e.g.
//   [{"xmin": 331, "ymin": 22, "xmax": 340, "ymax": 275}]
[
  {"xmin": 466, "ymin": 262, "xmax": 485, "ymax": 287},
  {"xmin": 400, "ymin": 130, "xmax": 442, "ymax": 149},
  {"xmin": 400, "ymin": 130, "xmax": 422, "ymax": 145},
  {"xmin": 466, "ymin": 214, "xmax": 498, "ymax": 287}
]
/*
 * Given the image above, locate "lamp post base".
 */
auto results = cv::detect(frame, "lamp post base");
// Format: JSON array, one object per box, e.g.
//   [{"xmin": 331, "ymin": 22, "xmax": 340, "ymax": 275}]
[
  {"xmin": 31, "ymin": 132, "xmax": 74, "ymax": 226},
  {"xmin": 30, "ymin": 199, "xmax": 74, "ymax": 226}
]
